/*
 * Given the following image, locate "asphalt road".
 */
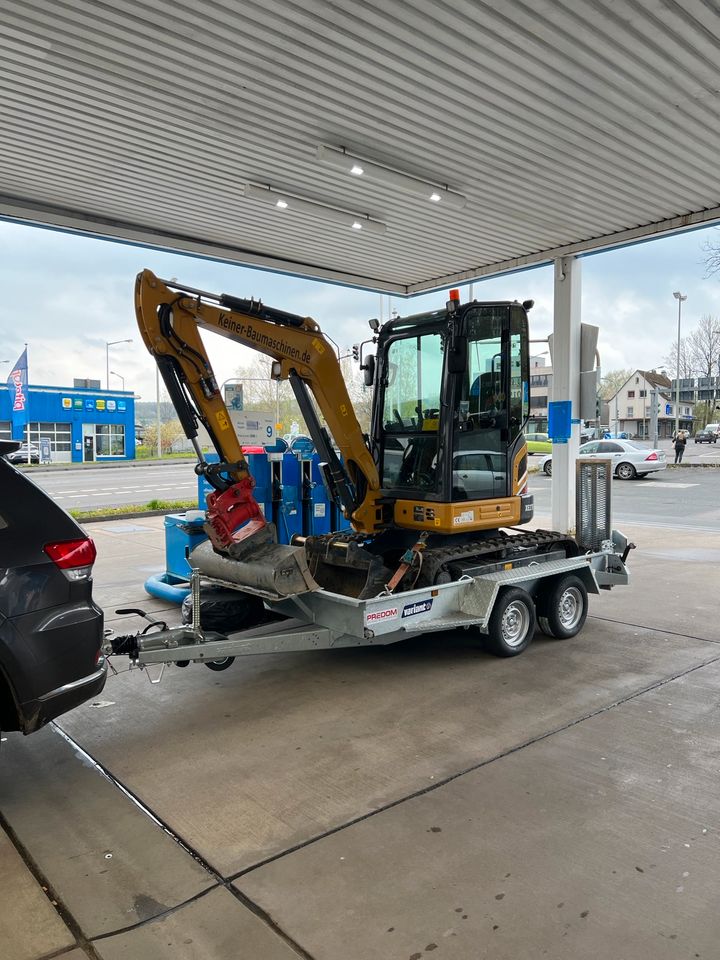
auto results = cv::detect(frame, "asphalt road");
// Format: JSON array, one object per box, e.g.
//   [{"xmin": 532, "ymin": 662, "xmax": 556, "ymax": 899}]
[
  {"xmin": 32, "ymin": 463, "xmax": 199, "ymax": 509},
  {"xmin": 529, "ymin": 464, "xmax": 720, "ymax": 532},
  {"xmin": 29, "ymin": 459, "xmax": 720, "ymax": 533}
]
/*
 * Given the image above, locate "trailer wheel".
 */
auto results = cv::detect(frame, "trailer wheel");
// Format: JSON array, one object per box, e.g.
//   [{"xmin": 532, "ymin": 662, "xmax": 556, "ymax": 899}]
[
  {"xmin": 537, "ymin": 575, "xmax": 588, "ymax": 639},
  {"xmin": 204, "ymin": 657, "xmax": 235, "ymax": 672},
  {"xmin": 483, "ymin": 587, "xmax": 536, "ymax": 657}
]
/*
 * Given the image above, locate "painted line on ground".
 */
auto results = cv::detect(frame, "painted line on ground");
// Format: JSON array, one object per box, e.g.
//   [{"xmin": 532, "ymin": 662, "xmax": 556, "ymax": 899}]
[{"xmin": 637, "ymin": 481, "xmax": 698, "ymax": 488}]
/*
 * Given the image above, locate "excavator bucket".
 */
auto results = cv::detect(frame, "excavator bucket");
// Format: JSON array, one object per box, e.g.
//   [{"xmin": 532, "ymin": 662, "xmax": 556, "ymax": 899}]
[{"xmin": 189, "ymin": 535, "xmax": 320, "ymax": 600}]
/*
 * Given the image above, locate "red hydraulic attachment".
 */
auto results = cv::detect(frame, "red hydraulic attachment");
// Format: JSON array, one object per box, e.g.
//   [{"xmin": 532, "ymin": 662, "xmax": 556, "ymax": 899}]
[{"xmin": 205, "ymin": 477, "xmax": 267, "ymax": 549}]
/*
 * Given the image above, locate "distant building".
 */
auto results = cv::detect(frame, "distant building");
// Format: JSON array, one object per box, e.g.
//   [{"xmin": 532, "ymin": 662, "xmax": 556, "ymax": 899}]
[
  {"xmin": 0, "ymin": 383, "xmax": 135, "ymax": 462},
  {"xmin": 607, "ymin": 370, "xmax": 694, "ymax": 439},
  {"xmin": 528, "ymin": 355, "xmax": 552, "ymax": 430}
]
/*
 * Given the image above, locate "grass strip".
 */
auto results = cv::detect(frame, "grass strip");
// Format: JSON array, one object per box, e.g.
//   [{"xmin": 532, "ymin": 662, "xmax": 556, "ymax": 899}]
[{"xmin": 69, "ymin": 498, "xmax": 197, "ymax": 520}]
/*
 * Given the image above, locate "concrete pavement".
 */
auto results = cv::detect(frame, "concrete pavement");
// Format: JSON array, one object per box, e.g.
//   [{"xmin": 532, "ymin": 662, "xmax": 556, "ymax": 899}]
[{"xmin": 2, "ymin": 501, "xmax": 720, "ymax": 959}]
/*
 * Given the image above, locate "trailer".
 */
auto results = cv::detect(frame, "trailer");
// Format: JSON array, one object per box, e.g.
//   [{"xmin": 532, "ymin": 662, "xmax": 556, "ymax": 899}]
[{"xmin": 107, "ymin": 459, "xmax": 633, "ymax": 674}]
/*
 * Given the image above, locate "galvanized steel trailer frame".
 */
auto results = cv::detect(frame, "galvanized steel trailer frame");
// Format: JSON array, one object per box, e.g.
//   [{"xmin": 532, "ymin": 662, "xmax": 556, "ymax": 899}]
[{"xmin": 114, "ymin": 530, "xmax": 630, "ymax": 670}]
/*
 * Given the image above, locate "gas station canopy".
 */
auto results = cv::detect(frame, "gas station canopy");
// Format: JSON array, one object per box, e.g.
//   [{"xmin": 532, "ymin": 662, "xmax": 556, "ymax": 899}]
[{"xmin": 2, "ymin": 0, "xmax": 720, "ymax": 293}]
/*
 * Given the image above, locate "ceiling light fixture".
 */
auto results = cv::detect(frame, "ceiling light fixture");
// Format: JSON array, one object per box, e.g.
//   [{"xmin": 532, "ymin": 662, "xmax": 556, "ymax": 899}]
[
  {"xmin": 244, "ymin": 183, "xmax": 386, "ymax": 235},
  {"xmin": 316, "ymin": 145, "xmax": 466, "ymax": 209}
]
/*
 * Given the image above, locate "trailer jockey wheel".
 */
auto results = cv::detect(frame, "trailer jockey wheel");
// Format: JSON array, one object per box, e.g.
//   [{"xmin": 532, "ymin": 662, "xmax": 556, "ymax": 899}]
[
  {"xmin": 204, "ymin": 657, "xmax": 235, "ymax": 672},
  {"xmin": 536, "ymin": 575, "xmax": 588, "ymax": 639},
  {"xmin": 483, "ymin": 587, "xmax": 536, "ymax": 657}
]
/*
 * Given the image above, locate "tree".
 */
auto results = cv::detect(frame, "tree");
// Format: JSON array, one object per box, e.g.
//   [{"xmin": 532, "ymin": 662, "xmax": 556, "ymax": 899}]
[
  {"xmin": 339, "ymin": 355, "xmax": 374, "ymax": 434},
  {"xmin": 233, "ymin": 352, "xmax": 375, "ymax": 438},
  {"xmin": 687, "ymin": 314, "xmax": 720, "ymax": 379},
  {"xmin": 702, "ymin": 229, "xmax": 720, "ymax": 279},
  {"xmin": 232, "ymin": 357, "xmax": 306, "ymax": 435},
  {"xmin": 140, "ymin": 419, "xmax": 186, "ymax": 454},
  {"xmin": 662, "ymin": 336, "xmax": 694, "ymax": 379},
  {"xmin": 600, "ymin": 368, "xmax": 633, "ymax": 400}
]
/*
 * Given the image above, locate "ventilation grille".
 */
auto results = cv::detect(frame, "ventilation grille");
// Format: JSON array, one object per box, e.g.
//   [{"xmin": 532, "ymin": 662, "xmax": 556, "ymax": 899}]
[{"xmin": 575, "ymin": 458, "xmax": 612, "ymax": 552}]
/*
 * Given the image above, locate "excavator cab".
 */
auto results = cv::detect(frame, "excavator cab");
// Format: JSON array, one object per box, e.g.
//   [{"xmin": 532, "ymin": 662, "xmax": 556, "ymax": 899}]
[{"xmin": 373, "ymin": 296, "xmax": 532, "ymax": 533}]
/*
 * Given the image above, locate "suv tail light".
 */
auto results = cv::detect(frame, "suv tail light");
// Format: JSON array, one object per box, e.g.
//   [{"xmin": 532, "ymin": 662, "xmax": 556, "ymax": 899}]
[
  {"xmin": 44, "ymin": 538, "xmax": 97, "ymax": 580},
  {"xmin": 645, "ymin": 452, "xmax": 658, "ymax": 461}
]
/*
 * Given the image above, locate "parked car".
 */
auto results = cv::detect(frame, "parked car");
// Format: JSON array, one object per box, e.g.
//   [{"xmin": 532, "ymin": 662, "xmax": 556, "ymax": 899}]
[
  {"xmin": 0, "ymin": 439, "xmax": 106, "ymax": 734},
  {"xmin": 453, "ymin": 450, "xmax": 506, "ymax": 498},
  {"xmin": 539, "ymin": 439, "xmax": 667, "ymax": 479},
  {"xmin": 694, "ymin": 428, "xmax": 717, "ymax": 444},
  {"xmin": 525, "ymin": 432, "xmax": 552, "ymax": 455},
  {"xmin": 4, "ymin": 442, "xmax": 41, "ymax": 465}
]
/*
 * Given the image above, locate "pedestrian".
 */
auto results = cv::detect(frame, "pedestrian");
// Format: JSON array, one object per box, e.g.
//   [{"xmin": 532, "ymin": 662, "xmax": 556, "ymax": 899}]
[{"xmin": 673, "ymin": 430, "xmax": 687, "ymax": 464}]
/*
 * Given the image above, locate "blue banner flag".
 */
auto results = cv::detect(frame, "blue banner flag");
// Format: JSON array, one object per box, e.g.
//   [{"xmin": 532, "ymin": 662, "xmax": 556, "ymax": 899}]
[{"xmin": 7, "ymin": 348, "xmax": 29, "ymax": 428}]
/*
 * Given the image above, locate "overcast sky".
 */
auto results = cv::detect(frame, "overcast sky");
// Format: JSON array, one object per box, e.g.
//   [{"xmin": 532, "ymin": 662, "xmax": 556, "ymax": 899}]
[{"xmin": 1, "ymin": 218, "xmax": 719, "ymax": 402}]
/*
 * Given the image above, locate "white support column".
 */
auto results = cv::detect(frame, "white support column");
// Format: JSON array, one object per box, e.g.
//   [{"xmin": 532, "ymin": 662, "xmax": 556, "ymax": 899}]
[{"xmin": 551, "ymin": 256, "xmax": 582, "ymax": 533}]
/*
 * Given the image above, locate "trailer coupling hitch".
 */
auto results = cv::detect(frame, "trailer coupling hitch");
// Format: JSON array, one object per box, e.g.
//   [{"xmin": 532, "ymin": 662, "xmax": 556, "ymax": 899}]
[
  {"xmin": 104, "ymin": 608, "xmax": 168, "ymax": 661},
  {"xmin": 102, "ymin": 570, "xmax": 235, "ymax": 677}
]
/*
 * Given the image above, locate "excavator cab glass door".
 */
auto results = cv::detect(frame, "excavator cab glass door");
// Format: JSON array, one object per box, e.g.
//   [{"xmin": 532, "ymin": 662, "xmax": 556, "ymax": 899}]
[
  {"xmin": 453, "ymin": 304, "xmax": 529, "ymax": 501},
  {"xmin": 380, "ymin": 331, "xmax": 444, "ymax": 493}
]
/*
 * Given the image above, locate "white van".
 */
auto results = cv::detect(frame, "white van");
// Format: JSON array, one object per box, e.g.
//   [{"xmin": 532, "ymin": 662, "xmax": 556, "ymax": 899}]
[{"xmin": 705, "ymin": 423, "xmax": 720, "ymax": 438}]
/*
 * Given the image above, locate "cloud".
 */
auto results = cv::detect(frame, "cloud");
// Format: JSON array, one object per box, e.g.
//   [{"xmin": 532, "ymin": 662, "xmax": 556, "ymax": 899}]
[{"xmin": 1, "ymin": 218, "xmax": 719, "ymax": 405}]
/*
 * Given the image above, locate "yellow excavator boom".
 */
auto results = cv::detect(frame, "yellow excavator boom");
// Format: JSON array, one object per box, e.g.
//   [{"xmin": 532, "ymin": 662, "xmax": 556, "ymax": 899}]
[{"xmin": 134, "ymin": 270, "xmax": 382, "ymax": 541}]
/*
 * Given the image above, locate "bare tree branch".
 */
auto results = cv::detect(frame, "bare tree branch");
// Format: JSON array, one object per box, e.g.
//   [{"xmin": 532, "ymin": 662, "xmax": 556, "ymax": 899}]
[{"xmin": 701, "ymin": 227, "xmax": 720, "ymax": 278}]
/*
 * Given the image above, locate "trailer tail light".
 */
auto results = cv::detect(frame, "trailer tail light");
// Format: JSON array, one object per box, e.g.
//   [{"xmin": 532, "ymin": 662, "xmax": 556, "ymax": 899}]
[
  {"xmin": 645, "ymin": 452, "xmax": 658, "ymax": 461},
  {"xmin": 44, "ymin": 538, "xmax": 97, "ymax": 580}
]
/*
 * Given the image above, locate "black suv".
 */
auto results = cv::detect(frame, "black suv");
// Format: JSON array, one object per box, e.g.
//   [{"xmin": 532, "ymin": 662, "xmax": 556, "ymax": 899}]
[{"xmin": 0, "ymin": 440, "xmax": 106, "ymax": 734}]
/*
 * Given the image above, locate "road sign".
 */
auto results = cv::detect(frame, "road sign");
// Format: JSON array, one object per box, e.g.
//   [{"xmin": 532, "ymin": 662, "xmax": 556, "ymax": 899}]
[
  {"xmin": 229, "ymin": 411, "xmax": 275, "ymax": 445},
  {"xmin": 224, "ymin": 383, "xmax": 244, "ymax": 411}
]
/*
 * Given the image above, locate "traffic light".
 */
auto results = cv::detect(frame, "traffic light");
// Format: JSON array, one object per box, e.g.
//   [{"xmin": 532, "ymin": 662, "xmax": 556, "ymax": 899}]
[{"xmin": 352, "ymin": 344, "xmax": 360, "ymax": 362}]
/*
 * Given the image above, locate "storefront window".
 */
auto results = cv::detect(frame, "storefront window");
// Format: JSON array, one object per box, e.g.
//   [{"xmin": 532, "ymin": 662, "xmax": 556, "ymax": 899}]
[
  {"xmin": 27, "ymin": 422, "xmax": 72, "ymax": 459},
  {"xmin": 95, "ymin": 424, "xmax": 125, "ymax": 457}
]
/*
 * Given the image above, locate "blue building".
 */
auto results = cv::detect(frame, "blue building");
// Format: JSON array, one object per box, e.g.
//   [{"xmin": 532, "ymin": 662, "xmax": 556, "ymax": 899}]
[{"xmin": 0, "ymin": 383, "xmax": 136, "ymax": 463}]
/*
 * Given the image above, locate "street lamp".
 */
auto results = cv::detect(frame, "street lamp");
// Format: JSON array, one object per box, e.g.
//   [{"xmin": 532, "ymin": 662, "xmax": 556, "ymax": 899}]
[
  {"xmin": 106, "ymin": 339, "xmax": 132, "ymax": 390},
  {"xmin": 110, "ymin": 370, "xmax": 125, "ymax": 391},
  {"xmin": 672, "ymin": 291, "xmax": 687, "ymax": 437}
]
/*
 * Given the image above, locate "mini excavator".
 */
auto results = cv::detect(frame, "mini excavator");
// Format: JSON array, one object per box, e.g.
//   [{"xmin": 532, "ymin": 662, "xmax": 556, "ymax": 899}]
[
  {"xmin": 111, "ymin": 271, "xmax": 629, "ymax": 665},
  {"xmin": 134, "ymin": 271, "xmax": 543, "ymax": 595}
]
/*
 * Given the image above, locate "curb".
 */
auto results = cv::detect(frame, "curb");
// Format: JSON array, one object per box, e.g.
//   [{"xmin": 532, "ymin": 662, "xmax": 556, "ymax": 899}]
[
  {"xmin": 75, "ymin": 509, "xmax": 185, "ymax": 525},
  {"xmin": 20, "ymin": 458, "xmax": 197, "ymax": 475}
]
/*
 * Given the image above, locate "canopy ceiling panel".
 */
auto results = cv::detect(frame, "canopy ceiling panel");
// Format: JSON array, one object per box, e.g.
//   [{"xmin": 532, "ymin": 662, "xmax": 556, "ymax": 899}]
[{"xmin": 1, "ymin": 0, "xmax": 719, "ymax": 292}]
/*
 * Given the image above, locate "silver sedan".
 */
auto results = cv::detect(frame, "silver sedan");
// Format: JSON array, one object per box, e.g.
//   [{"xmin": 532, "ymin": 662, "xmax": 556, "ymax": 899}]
[{"xmin": 538, "ymin": 439, "xmax": 667, "ymax": 480}]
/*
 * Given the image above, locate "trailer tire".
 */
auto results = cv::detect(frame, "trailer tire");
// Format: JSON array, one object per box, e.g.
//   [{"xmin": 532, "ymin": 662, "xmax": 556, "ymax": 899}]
[
  {"xmin": 537, "ymin": 575, "xmax": 588, "ymax": 639},
  {"xmin": 204, "ymin": 657, "xmax": 235, "ymax": 672},
  {"xmin": 483, "ymin": 587, "xmax": 536, "ymax": 657}
]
